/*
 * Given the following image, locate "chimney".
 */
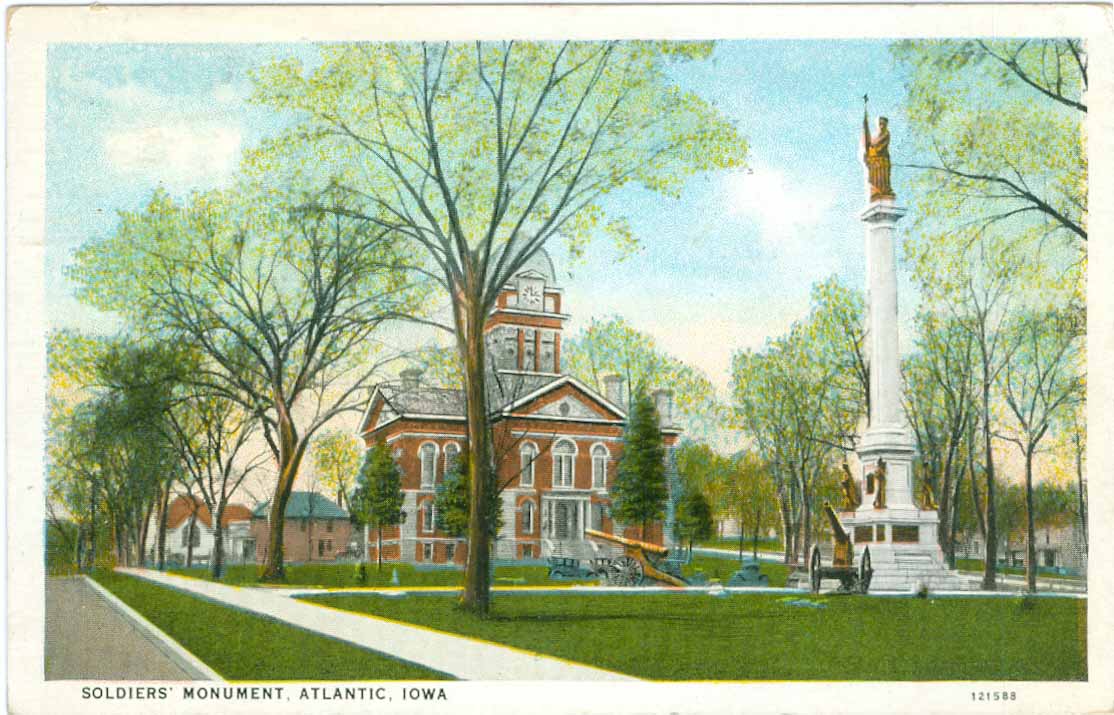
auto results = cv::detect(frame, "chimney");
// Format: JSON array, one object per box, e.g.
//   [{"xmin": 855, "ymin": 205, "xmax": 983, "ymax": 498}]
[
  {"xmin": 652, "ymin": 388, "xmax": 674, "ymax": 428},
  {"xmin": 400, "ymin": 367, "xmax": 423, "ymax": 390},
  {"xmin": 602, "ymin": 374, "xmax": 624, "ymax": 407}
]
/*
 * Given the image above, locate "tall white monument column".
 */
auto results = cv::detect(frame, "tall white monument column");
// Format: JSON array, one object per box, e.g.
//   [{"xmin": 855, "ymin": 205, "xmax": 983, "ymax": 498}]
[{"xmin": 838, "ymin": 106, "xmax": 969, "ymax": 591}]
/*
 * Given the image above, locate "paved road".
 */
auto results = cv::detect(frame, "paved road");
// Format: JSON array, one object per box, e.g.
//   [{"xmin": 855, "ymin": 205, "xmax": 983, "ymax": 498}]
[
  {"xmin": 120, "ymin": 568, "xmax": 636, "ymax": 681},
  {"xmin": 45, "ymin": 577, "xmax": 197, "ymax": 680}
]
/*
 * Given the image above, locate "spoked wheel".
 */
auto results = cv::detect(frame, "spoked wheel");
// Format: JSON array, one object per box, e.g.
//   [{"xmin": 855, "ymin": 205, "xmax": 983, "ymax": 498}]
[
  {"xmin": 610, "ymin": 555, "xmax": 645, "ymax": 586},
  {"xmin": 808, "ymin": 544, "xmax": 822, "ymax": 594},
  {"xmin": 858, "ymin": 546, "xmax": 873, "ymax": 594}
]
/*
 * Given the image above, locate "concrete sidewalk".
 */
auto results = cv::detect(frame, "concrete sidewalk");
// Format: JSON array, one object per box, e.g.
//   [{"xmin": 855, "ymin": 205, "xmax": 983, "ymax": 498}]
[
  {"xmin": 117, "ymin": 568, "xmax": 636, "ymax": 681},
  {"xmin": 46, "ymin": 577, "xmax": 204, "ymax": 680}
]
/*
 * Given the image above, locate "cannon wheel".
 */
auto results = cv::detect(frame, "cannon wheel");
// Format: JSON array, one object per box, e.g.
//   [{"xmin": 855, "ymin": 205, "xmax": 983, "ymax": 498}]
[
  {"xmin": 610, "ymin": 555, "xmax": 644, "ymax": 586},
  {"xmin": 808, "ymin": 544, "xmax": 822, "ymax": 594},
  {"xmin": 858, "ymin": 546, "xmax": 872, "ymax": 594}
]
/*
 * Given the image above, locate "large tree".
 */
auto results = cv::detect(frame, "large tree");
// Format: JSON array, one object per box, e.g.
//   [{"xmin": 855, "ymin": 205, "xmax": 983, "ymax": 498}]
[
  {"xmin": 994, "ymin": 308, "xmax": 1082, "ymax": 591},
  {"xmin": 562, "ymin": 316, "xmax": 720, "ymax": 437},
  {"xmin": 70, "ymin": 188, "xmax": 425, "ymax": 581},
  {"xmin": 611, "ymin": 391, "xmax": 669, "ymax": 541},
  {"xmin": 351, "ymin": 440, "xmax": 406, "ymax": 574},
  {"xmin": 894, "ymin": 39, "xmax": 1087, "ymax": 245},
  {"xmin": 311, "ymin": 431, "xmax": 363, "ymax": 511},
  {"xmin": 902, "ymin": 312, "xmax": 977, "ymax": 567},
  {"xmin": 249, "ymin": 40, "xmax": 745, "ymax": 613}
]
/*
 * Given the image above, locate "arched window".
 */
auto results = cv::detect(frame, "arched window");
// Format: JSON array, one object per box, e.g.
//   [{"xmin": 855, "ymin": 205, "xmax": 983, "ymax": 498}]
[
  {"xmin": 522, "ymin": 500, "xmax": 536, "ymax": 534},
  {"xmin": 591, "ymin": 444, "xmax": 610, "ymax": 488},
  {"xmin": 553, "ymin": 439, "xmax": 576, "ymax": 488},
  {"xmin": 419, "ymin": 443, "xmax": 438, "ymax": 488},
  {"xmin": 519, "ymin": 443, "xmax": 538, "ymax": 487},
  {"xmin": 444, "ymin": 442, "xmax": 461, "ymax": 475},
  {"xmin": 421, "ymin": 500, "xmax": 435, "ymax": 534}
]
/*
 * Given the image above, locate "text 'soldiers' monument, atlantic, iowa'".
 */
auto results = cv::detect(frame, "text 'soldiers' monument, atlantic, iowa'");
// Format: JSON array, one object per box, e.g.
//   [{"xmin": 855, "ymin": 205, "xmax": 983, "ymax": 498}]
[{"xmin": 839, "ymin": 99, "xmax": 968, "ymax": 591}]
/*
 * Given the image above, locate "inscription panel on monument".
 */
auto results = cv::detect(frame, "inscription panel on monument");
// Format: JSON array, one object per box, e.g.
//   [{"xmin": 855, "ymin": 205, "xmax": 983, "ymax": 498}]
[{"xmin": 892, "ymin": 525, "xmax": 919, "ymax": 543}]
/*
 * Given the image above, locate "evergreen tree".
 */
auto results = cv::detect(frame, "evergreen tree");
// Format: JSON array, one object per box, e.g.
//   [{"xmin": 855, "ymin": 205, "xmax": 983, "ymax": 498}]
[
  {"xmin": 674, "ymin": 489, "xmax": 714, "ymax": 559},
  {"xmin": 611, "ymin": 390, "xmax": 669, "ymax": 540},
  {"xmin": 435, "ymin": 450, "xmax": 502, "ymax": 540},
  {"xmin": 350, "ymin": 440, "xmax": 404, "ymax": 575}
]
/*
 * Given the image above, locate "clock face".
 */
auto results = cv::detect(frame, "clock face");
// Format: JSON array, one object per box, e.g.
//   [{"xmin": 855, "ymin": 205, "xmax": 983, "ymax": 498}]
[{"xmin": 519, "ymin": 283, "xmax": 543, "ymax": 309}]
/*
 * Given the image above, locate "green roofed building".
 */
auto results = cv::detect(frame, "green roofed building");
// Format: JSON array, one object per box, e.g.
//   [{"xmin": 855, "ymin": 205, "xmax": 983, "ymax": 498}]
[{"xmin": 249, "ymin": 491, "xmax": 352, "ymax": 564}]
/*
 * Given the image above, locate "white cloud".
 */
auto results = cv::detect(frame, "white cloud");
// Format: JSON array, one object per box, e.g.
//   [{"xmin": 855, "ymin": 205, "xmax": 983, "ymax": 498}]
[
  {"xmin": 722, "ymin": 166, "xmax": 836, "ymax": 252},
  {"xmin": 104, "ymin": 122, "xmax": 242, "ymax": 187}
]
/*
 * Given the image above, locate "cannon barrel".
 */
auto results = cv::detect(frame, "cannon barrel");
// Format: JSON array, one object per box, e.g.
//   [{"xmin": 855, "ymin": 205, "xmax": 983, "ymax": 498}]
[
  {"xmin": 584, "ymin": 528, "xmax": 669, "ymax": 555},
  {"xmin": 822, "ymin": 501, "xmax": 850, "ymax": 544}
]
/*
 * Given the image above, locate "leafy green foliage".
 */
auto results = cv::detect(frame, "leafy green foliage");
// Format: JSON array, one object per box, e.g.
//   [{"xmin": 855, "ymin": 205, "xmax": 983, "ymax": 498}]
[
  {"xmin": 674, "ymin": 489, "xmax": 714, "ymax": 548},
  {"xmin": 351, "ymin": 441, "xmax": 405, "ymax": 531},
  {"xmin": 610, "ymin": 391, "xmax": 668, "ymax": 536},
  {"xmin": 434, "ymin": 451, "xmax": 502, "ymax": 540},
  {"xmin": 562, "ymin": 315, "xmax": 721, "ymax": 436},
  {"xmin": 312, "ymin": 431, "xmax": 363, "ymax": 509}
]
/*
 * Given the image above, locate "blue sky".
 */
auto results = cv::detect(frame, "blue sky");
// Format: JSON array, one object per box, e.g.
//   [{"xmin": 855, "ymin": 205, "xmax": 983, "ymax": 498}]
[{"xmin": 46, "ymin": 40, "xmax": 915, "ymax": 392}]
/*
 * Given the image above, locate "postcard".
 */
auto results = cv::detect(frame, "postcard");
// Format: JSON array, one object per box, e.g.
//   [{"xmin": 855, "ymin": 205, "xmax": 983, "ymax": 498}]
[{"xmin": 7, "ymin": 3, "xmax": 1112, "ymax": 713}]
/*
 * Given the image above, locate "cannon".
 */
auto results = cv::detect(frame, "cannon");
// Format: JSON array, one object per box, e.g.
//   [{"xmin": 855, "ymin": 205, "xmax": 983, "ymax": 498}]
[
  {"xmin": 807, "ymin": 501, "xmax": 872, "ymax": 594},
  {"xmin": 584, "ymin": 528, "xmax": 689, "ymax": 587}
]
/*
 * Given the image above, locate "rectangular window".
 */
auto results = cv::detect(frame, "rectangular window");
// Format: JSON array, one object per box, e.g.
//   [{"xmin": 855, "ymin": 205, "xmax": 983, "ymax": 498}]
[
  {"xmin": 300, "ymin": 520, "xmax": 306, "ymax": 532},
  {"xmin": 317, "ymin": 540, "xmax": 325, "ymax": 557},
  {"xmin": 523, "ymin": 544, "xmax": 534, "ymax": 559},
  {"xmin": 420, "ymin": 444, "xmax": 437, "ymax": 488},
  {"xmin": 326, "ymin": 521, "xmax": 333, "ymax": 533},
  {"xmin": 422, "ymin": 502, "xmax": 435, "ymax": 534},
  {"xmin": 540, "ymin": 332, "xmax": 556, "ymax": 372},
  {"xmin": 422, "ymin": 543, "xmax": 434, "ymax": 561},
  {"xmin": 520, "ymin": 449, "xmax": 535, "ymax": 487},
  {"xmin": 544, "ymin": 296, "xmax": 556, "ymax": 313},
  {"xmin": 523, "ymin": 329, "xmax": 536, "ymax": 371},
  {"xmin": 445, "ymin": 542, "xmax": 456, "ymax": 562}
]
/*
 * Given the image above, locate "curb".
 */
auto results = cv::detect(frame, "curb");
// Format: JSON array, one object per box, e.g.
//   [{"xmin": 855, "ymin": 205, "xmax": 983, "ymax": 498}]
[{"xmin": 84, "ymin": 575, "xmax": 223, "ymax": 681}]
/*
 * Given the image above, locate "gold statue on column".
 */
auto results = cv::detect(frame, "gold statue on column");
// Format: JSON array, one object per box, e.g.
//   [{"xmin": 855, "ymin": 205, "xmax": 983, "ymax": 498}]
[
  {"xmin": 862, "ymin": 95, "xmax": 895, "ymax": 201},
  {"xmin": 872, "ymin": 458, "xmax": 887, "ymax": 510},
  {"xmin": 839, "ymin": 461, "xmax": 861, "ymax": 511}
]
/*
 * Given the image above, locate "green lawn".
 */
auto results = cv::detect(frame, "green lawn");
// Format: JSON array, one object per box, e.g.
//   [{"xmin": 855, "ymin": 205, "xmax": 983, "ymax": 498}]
[
  {"xmin": 168, "ymin": 562, "xmax": 593, "ymax": 589},
  {"xmin": 302, "ymin": 591, "xmax": 1086, "ymax": 681},
  {"xmin": 696, "ymin": 536, "xmax": 782, "ymax": 554},
  {"xmin": 682, "ymin": 555, "xmax": 790, "ymax": 587},
  {"xmin": 93, "ymin": 571, "xmax": 450, "ymax": 681},
  {"xmin": 955, "ymin": 559, "xmax": 1083, "ymax": 581}
]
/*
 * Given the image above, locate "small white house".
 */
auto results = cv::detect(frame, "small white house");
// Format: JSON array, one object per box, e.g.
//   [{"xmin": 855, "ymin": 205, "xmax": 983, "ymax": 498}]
[{"xmin": 151, "ymin": 495, "xmax": 254, "ymax": 566}]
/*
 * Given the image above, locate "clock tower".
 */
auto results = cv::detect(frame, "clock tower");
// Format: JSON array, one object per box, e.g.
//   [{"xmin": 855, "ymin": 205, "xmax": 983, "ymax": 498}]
[{"xmin": 485, "ymin": 249, "xmax": 568, "ymax": 375}]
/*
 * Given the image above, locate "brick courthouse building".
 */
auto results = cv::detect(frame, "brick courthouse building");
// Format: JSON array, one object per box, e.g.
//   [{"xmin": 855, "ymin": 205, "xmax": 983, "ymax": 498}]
[{"xmin": 357, "ymin": 251, "xmax": 682, "ymax": 565}]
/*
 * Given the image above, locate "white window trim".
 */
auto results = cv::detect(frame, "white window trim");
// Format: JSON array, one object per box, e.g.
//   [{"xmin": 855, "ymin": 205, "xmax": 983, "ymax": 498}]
[
  {"xmin": 590, "ymin": 442, "xmax": 610, "ymax": 489},
  {"xmin": 443, "ymin": 441, "xmax": 461, "ymax": 473},
  {"xmin": 419, "ymin": 441, "xmax": 440, "ymax": 489},
  {"xmin": 552, "ymin": 439, "xmax": 578, "ymax": 489},
  {"xmin": 519, "ymin": 441, "xmax": 538, "ymax": 487}
]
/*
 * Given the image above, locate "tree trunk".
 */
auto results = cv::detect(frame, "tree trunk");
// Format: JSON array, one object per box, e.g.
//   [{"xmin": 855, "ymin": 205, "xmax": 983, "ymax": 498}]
[
  {"xmin": 980, "ymin": 377, "xmax": 998, "ymax": 591},
  {"xmin": 262, "ymin": 409, "xmax": 308, "ymax": 582},
  {"xmin": 778, "ymin": 490, "xmax": 793, "ymax": 564},
  {"xmin": 738, "ymin": 513, "xmax": 745, "ymax": 562},
  {"xmin": 460, "ymin": 297, "xmax": 493, "ymax": 616},
  {"xmin": 88, "ymin": 479, "xmax": 98, "ymax": 572},
  {"xmin": 377, "ymin": 526, "xmax": 383, "ymax": 572},
  {"xmin": 948, "ymin": 470, "xmax": 963, "ymax": 569},
  {"xmin": 156, "ymin": 487, "xmax": 170, "ymax": 571},
  {"xmin": 1024, "ymin": 447, "xmax": 1037, "ymax": 593},
  {"xmin": 1075, "ymin": 435, "xmax": 1087, "ymax": 553},
  {"xmin": 799, "ymin": 478, "xmax": 812, "ymax": 568},
  {"xmin": 186, "ymin": 516, "xmax": 195, "ymax": 569},
  {"xmin": 211, "ymin": 501, "xmax": 226, "ymax": 580}
]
